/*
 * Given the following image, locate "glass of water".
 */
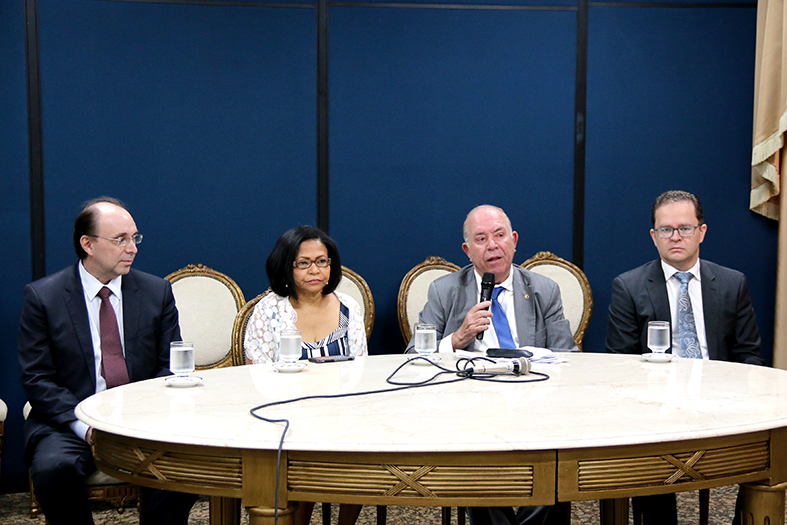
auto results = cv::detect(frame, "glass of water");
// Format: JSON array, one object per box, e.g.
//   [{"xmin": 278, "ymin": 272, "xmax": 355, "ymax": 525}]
[
  {"xmin": 279, "ymin": 329, "xmax": 302, "ymax": 366},
  {"xmin": 414, "ymin": 323, "xmax": 437, "ymax": 359},
  {"xmin": 170, "ymin": 341, "xmax": 195, "ymax": 379},
  {"xmin": 647, "ymin": 321, "xmax": 670, "ymax": 354}
]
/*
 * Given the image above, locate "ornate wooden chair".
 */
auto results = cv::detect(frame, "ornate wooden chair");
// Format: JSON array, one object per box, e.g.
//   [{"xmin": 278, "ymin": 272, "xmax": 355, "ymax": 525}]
[
  {"xmin": 336, "ymin": 266, "xmax": 375, "ymax": 340},
  {"xmin": 397, "ymin": 256, "xmax": 460, "ymax": 344},
  {"xmin": 165, "ymin": 263, "xmax": 246, "ymax": 369},
  {"xmin": 165, "ymin": 263, "xmax": 248, "ymax": 523},
  {"xmin": 521, "ymin": 251, "xmax": 593, "ymax": 350},
  {"xmin": 396, "ymin": 257, "xmax": 463, "ymax": 525}
]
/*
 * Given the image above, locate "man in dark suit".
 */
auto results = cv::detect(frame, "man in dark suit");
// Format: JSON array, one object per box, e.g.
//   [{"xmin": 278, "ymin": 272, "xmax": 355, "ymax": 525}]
[
  {"xmin": 407, "ymin": 205, "xmax": 575, "ymax": 525},
  {"xmin": 606, "ymin": 190, "xmax": 764, "ymax": 524},
  {"xmin": 18, "ymin": 197, "xmax": 197, "ymax": 525}
]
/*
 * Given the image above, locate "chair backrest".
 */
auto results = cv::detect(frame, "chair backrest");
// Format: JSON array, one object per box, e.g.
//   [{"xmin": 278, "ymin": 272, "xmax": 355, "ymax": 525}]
[
  {"xmin": 231, "ymin": 290, "xmax": 272, "ymax": 364},
  {"xmin": 165, "ymin": 264, "xmax": 246, "ymax": 369},
  {"xmin": 335, "ymin": 266, "xmax": 375, "ymax": 340},
  {"xmin": 521, "ymin": 251, "xmax": 592, "ymax": 350},
  {"xmin": 397, "ymin": 256, "xmax": 460, "ymax": 343}
]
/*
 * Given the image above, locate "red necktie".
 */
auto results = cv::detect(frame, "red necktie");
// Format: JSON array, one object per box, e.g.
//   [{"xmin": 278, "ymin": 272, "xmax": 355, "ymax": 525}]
[{"xmin": 98, "ymin": 287, "xmax": 129, "ymax": 388}]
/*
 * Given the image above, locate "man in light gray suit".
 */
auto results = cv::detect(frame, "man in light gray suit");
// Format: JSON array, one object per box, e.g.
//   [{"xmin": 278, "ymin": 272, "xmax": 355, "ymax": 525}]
[
  {"xmin": 406, "ymin": 204, "xmax": 577, "ymax": 354},
  {"xmin": 407, "ymin": 205, "xmax": 576, "ymax": 525}
]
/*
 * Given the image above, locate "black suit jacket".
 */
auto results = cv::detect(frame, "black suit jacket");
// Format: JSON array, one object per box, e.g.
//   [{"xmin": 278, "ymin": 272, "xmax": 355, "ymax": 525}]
[
  {"xmin": 606, "ymin": 259, "xmax": 763, "ymax": 365},
  {"xmin": 18, "ymin": 264, "xmax": 180, "ymax": 452}
]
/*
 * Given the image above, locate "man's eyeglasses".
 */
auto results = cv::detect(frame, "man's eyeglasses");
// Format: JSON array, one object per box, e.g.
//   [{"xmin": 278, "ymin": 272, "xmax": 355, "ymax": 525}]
[
  {"xmin": 653, "ymin": 226, "xmax": 700, "ymax": 239},
  {"xmin": 91, "ymin": 234, "xmax": 143, "ymax": 247},
  {"xmin": 293, "ymin": 258, "xmax": 331, "ymax": 270}
]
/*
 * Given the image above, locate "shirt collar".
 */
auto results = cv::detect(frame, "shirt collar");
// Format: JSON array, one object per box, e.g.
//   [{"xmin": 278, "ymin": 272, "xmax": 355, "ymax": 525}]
[
  {"xmin": 79, "ymin": 261, "xmax": 123, "ymax": 299},
  {"xmin": 473, "ymin": 266, "xmax": 515, "ymax": 292},
  {"xmin": 660, "ymin": 258, "xmax": 702, "ymax": 283}
]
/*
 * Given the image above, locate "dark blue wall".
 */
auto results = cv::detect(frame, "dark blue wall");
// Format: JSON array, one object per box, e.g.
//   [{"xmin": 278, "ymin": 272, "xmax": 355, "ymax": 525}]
[
  {"xmin": 1, "ymin": 0, "xmax": 32, "ymax": 492},
  {"xmin": 1, "ymin": 0, "xmax": 774, "ymax": 491}
]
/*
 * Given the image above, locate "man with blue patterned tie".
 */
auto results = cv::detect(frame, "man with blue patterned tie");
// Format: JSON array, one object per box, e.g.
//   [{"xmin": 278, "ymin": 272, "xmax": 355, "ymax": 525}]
[
  {"xmin": 406, "ymin": 205, "xmax": 576, "ymax": 525},
  {"xmin": 606, "ymin": 190, "xmax": 764, "ymax": 525}
]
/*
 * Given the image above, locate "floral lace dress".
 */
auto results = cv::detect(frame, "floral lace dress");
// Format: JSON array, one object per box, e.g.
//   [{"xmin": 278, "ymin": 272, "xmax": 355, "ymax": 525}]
[{"xmin": 244, "ymin": 291, "xmax": 368, "ymax": 364}]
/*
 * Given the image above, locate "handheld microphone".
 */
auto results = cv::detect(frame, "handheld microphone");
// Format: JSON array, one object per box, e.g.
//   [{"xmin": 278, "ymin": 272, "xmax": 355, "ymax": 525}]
[
  {"xmin": 464, "ymin": 357, "xmax": 531, "ymax": 376},
  {"xmin": 477, "ymin": 272, "xmax": 495, "ymax": 341}
]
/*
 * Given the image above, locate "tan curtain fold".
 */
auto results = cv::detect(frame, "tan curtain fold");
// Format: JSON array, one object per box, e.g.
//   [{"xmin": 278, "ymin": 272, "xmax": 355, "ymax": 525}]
[{"xmin": 751, "ymin": 0, "xmax": 787, "ymax": 368}]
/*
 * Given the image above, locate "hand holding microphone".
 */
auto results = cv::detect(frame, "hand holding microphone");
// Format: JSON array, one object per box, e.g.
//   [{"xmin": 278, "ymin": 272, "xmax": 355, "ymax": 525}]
[{"xmin": 476, "ymin": 272, "xmax": 495, "ymax": 341}]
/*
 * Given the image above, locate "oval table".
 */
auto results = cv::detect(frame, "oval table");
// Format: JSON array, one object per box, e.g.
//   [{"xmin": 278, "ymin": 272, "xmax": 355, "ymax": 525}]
[{"xmin": 76, "ymin": 353, "xmax": 787, "ymax": 525}]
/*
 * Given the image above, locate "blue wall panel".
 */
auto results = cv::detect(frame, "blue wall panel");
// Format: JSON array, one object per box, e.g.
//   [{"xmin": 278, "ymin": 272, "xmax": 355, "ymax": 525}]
[
  {"xmin": 329, "ymin": 7, "xmax": 577, "ymax": 353},
  {"xmin": 0, "ymin": 0, "xmax": 32, "ymax": 491},
  {"xmin": 584, "ymin": 6, "xmax": 777, "ymax": 361},
  {"xmin": 37, "ymin": 0, "xmax": 318, "ymax": 297}
]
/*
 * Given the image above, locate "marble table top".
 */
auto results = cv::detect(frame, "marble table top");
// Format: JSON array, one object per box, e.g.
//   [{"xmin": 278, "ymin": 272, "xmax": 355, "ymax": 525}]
[{"xmin": 76, "ymin": 353, "xmax": 787, "ymax": 453}]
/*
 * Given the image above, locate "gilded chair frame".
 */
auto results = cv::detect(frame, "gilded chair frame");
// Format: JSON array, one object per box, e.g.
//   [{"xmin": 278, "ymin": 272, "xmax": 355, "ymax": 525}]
[
  {"xmin": 231, "ymin": 290, "xmax": 272, "ymax": 365},
  {"xmin": 397, "ymin": 256, "xmax": 460, "ymax": 344},
  {"xmin": 337, "ymin": 266, "xmax": 375, "ymax": 340},
  {"xmin": 522, "ymin": 251, "xmax": 593, "ymax": 350},
  {"xmin": 165, "ymin": 263, "xmax": 246, "ymax": 369}
]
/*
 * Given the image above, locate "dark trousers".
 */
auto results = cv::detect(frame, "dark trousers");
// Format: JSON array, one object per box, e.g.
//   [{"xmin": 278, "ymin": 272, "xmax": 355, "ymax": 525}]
[
  {"xmin": 29, "ymin": 426, "xmax": 198, "ymax": 525},
  {"xmin": 467, "ymin": 504, "xmax": 571, "ymax": 525},
  {"xmin": 632, "ymin": 494, "xmax": 678, "ymax": 525}
]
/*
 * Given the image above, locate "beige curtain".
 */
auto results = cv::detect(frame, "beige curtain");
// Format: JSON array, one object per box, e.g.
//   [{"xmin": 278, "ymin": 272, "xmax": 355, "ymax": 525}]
[{"xmin": 751, "ymin": 0, "xmax": 787, "ymax": 368}]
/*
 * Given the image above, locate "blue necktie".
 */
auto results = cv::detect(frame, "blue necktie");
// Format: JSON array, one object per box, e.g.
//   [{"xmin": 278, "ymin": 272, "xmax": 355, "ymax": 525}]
[
  {"xmin": 675, "ymin": 272, "xmax": 701, "ymax": 359},
  {"xmin": 491, "ymin": 287, "xmax": 516, "ymax": 349}
]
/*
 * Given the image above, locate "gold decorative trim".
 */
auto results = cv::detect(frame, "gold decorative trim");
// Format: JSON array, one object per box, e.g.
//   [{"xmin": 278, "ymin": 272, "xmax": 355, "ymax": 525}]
[
  {"xmin": 576, "ymin": 441, "xmax": 770, "ymax": 493},
  {"xmin": 397, "ymin": 257, "xmax": 460, "ymax": 343},
  {"xmin": 288, "ymin": 460, "xmax": 534, "ymax": 500},
  {"xmin": 231, "ymin": 291, "xmax": 271, "ymax": 365},
  {"xmin": 93, "ymin": 433, "xmax": 243, "ymax": 495},
  {"xmin": 340, "ymin": 266, "xmax": 375, "ymax": 340}
]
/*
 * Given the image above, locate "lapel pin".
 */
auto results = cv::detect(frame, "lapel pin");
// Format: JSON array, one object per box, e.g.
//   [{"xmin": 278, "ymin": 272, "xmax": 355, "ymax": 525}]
[{"xmin": 524, "ymin": 294, "xmax": 530, "ymax": 299}]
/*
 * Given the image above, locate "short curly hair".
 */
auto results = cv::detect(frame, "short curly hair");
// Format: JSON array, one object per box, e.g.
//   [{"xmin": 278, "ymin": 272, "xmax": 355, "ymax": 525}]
[{"xmin": 266, "ymin": 226, "xmax": 342, "ymax": 300}]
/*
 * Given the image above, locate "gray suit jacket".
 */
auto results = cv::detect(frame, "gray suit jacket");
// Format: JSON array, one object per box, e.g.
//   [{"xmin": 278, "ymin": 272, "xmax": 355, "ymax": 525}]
[
  {"xmin": 606, "ymin": 259, "xmax": 763, "ymax": 365},
  {"xmin": 406, "ymin": 264, "xmax": 578, "ymax": 352}
]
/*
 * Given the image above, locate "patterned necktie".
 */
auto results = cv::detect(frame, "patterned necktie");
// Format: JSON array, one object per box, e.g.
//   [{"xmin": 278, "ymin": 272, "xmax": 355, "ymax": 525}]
[
  {"xmin": 491, "ymin": 287, "xmax": 516, "ymax": 349},
  {"xmin": 675, "ymin": 272, "xmax": 702, "ymax": 359},
  {"xmin": 98, "ymin": 287, "xmax": 129, "ymax": 388}
]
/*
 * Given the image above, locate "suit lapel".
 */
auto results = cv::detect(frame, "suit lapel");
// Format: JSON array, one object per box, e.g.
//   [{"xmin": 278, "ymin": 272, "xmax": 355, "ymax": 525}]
[
  {"xmin": 512, "ymin": 267, "xmax": 535, "ymax": 347},
  {"xmin": 645, "ymin": 261, "xmax": 671, "ymax": 320},
  {"xmin": 700, "ymin": 261, "xmax": 719, "ymax": 358},
  {"xmin": 65, "ymin": 264, "xmax": 97, "ymax": 391},
  {"xmin": 121, "ymin": 271, "xmax": 140, "ymax": 381}
]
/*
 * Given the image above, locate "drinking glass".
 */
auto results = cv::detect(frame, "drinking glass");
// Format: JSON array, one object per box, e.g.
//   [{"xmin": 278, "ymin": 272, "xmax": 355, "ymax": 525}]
[
  {"xmin": 414, "ymin": 323, "xmax": 437, "ymax": 358},
  {"xmin": 647, "ymin": 321, "xmax": 670, "ymax": 354},
  {"xmin": 170, "ymin": 341, "xmax": 195, "ymax": 379},
  {"xmin": 279, "ymin": 329, "xmax": 303, "ymax": 366}
]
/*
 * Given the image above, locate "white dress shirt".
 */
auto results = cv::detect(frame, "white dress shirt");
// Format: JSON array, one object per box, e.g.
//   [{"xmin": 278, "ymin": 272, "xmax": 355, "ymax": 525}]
[
  {"xmin": 660, "ymin": 259, "xmax": 708, "ymax": 359},
  {"xmin": 72, "ymin": 262, "xmax": 125, "ymax": 440},
  {"xmin": 439, "ymin": 266, "xmax": 519, "ymax": 353}
]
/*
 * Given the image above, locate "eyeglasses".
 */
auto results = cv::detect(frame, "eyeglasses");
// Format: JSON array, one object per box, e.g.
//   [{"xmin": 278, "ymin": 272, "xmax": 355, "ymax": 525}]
[
  {"xmin": 91, "ymin": 234, "xmax": 143, "ymax": 247},
  {"xmin": 293, "ymin": 257, "xmax": 331, "ymax": 270},
  {"xmin": 653, "ymin": 226, "xmax": 700, "ymax": 239}
]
